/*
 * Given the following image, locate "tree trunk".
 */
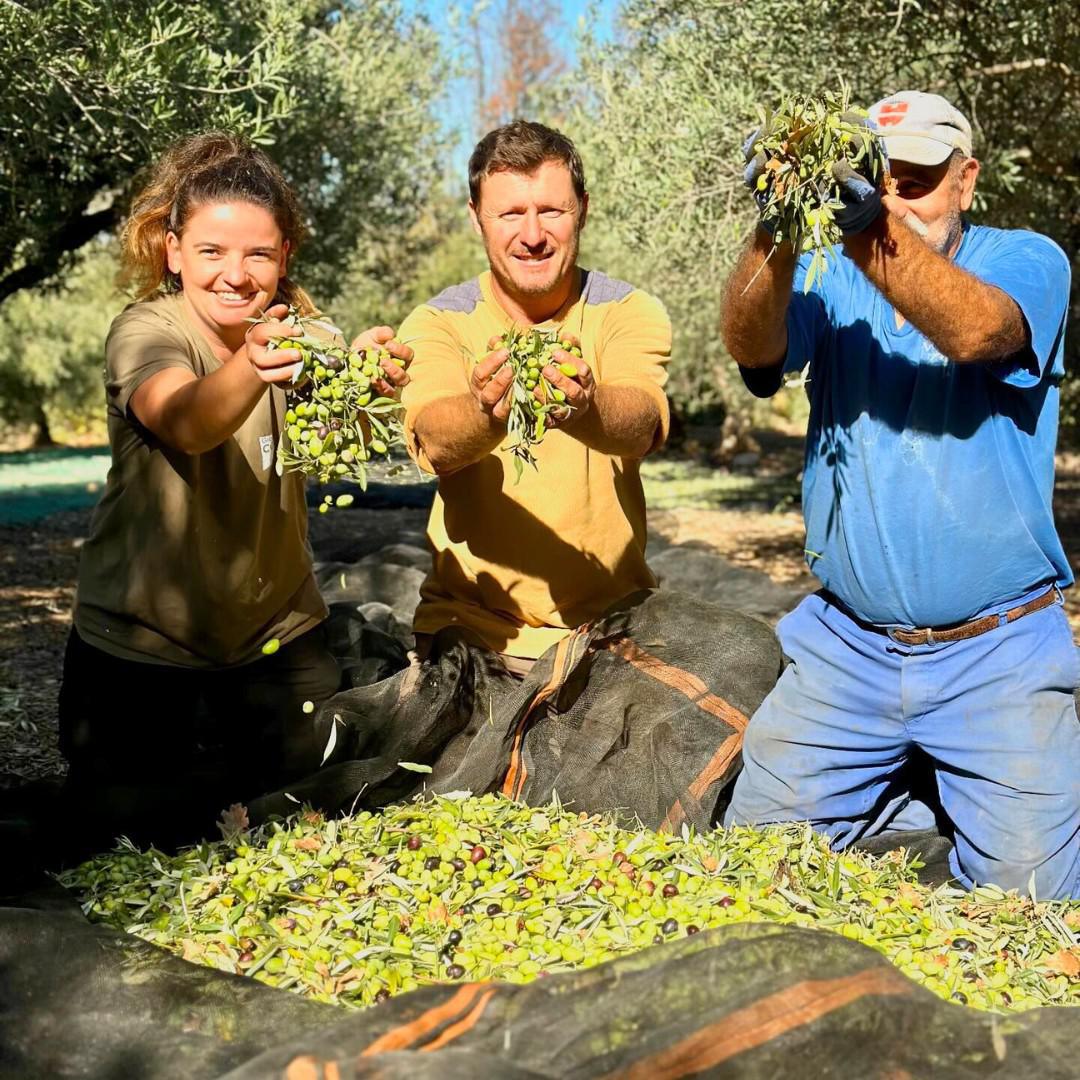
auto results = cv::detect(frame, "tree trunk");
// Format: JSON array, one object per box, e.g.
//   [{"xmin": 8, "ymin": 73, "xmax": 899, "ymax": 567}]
[{"xmin": 32, "ymin": 403, "xmax": 54, "ymax": 448}]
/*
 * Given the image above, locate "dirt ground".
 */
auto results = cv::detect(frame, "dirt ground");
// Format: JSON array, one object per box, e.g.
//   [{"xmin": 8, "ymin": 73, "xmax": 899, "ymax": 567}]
[{"xmin": 2, "ymin": 439, "xmax": 1078, "ymax": 790}]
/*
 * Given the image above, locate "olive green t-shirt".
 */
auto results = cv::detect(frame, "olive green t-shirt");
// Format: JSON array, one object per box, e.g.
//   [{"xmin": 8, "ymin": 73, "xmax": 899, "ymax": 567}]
[{"xmin": 74, "ymin": 294, "xmax": 325, "ymax": 668}]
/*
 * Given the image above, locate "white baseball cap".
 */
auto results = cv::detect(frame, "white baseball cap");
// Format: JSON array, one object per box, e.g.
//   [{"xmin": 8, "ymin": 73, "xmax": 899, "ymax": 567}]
[{"xmin": 869, "ymin": 91, "xmax": 973, "ymax": 165}]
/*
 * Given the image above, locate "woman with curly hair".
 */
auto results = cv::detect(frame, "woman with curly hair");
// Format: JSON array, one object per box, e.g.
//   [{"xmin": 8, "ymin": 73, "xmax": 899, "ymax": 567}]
[{"xmin": 58, "ymin": 132, "xmax": 411, "ymax": 850}]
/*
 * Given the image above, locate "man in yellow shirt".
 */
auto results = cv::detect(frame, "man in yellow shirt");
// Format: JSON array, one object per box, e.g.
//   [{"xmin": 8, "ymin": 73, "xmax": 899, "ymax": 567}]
[
  {"xmin": 245, "ymin": 129, "xmax": 779, "ymax": 829},
  {"xmin": 399, "ymin": 120, "xmax": 672, "ymax": 669},
  {"xmin": 250, "ymin": 123, "xmax": 775, "ymax": 836}
]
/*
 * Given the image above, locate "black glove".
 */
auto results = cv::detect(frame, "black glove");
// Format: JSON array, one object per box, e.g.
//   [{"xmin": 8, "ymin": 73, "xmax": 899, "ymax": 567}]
[
  {"xmin": 742, "ymin": 128, "xmax": 776, "ymax": 231},
  {"xmin": 830, "ymin": 159, "xmax": 883, "ymax": 235},
  {"xmin": 828, "ymin": 113, "xmax": 887, "ymax": 234}
]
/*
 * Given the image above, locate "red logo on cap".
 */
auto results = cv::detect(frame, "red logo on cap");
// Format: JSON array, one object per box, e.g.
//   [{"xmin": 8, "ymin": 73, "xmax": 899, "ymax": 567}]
[{"xmin": 876, "ymin": 102, "xmax": 909, "ymax": 127}]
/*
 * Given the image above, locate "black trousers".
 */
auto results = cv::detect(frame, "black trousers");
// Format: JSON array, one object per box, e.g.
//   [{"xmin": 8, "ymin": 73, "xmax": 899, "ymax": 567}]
[{"xmin": 57, "ymin": 625, "xmax": 341, "ymax": 853}]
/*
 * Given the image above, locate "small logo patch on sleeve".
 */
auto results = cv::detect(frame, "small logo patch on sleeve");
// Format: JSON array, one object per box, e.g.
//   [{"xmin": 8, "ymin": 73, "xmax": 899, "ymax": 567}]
[{"xmin": 259, "ymin": 434, "xmax": 275, "ymax": 471}]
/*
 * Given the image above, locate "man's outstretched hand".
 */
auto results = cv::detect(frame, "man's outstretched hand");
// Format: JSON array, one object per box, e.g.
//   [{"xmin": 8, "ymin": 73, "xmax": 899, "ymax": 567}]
[
  {"xmin": 469, "ymin": 337, "xmax": 515, "ymax": 423},
  {"xmin": 540, "ymin": 334, "xmax": 594, "ymax": 428}
]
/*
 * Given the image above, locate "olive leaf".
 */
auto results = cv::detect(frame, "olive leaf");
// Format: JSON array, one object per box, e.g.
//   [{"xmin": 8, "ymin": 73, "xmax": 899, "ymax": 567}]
[
  {"xmin": 320, "ymin": 715, "xmax": 342, "ymax": 768},
  {"xmin": 215, "ymin": 803, "xmax": 250, "ymax": 842}
]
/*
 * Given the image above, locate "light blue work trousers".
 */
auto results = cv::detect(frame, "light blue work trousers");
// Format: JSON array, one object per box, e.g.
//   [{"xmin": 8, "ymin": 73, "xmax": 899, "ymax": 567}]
[{"xmin": 725, "ymin": 588, "xmax": 1080, "ymax": 899}]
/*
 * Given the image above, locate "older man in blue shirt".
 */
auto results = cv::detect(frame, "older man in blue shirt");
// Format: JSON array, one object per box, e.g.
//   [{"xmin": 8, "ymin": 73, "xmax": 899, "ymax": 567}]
[{"xmin": 720, "ymin": 91, "xmax": 1078, "ymax": 898}]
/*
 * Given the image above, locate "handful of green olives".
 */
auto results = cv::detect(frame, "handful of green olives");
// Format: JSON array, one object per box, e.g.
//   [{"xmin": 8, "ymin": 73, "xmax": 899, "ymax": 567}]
[
  {"xmin": 264, "ymin": 310, "xmax": 404, "ymax": 489},
  {"xmin": 491, "ymin": 327, "xmax": 583, "ymax": 482}
]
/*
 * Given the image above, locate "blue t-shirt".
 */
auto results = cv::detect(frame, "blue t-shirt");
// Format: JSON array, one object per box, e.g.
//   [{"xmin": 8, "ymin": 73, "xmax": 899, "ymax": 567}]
[{"xmin": 742, "ymin": 221, "xmax": 1072, "ymax": 627}]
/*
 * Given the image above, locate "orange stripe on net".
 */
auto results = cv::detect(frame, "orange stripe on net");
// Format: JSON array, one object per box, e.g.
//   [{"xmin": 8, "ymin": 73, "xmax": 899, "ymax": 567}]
[
  {"xmin": 661, "ymin": 730, "xmax": 746, "ymax": 833},
  {"xmin": 688, "ymin": 731, "xmax": 744, "ymax": 800},
  {"xmin": 283, "ymin": 1057, "xmax": 342, "ymax": 1080},
  {"xmin": 603, "ymin": 638, "xmax": 749, "ymax": 732},
  {"xmin": 419, "ymin": 988, "xmax": 498, "ymax": 1051},
  {"xmin": 501, "ymin": 703, "xmax": 536, "ymax": 800},
  {"xmin": 600, "ymin": 967, "xmax": 912, "ymax": 1079},
  {"xmin": 283, "ymin": 1056, "xmax": 323, "ymax": 1080},
  {"xmin": 360, "ymin": 984, "xmax": 486, "ymax": 1055},
  {"xmin": 610, "ymin": 637, "xmax": 747, "ymax": 834},
  {"xmin": 659, "ymin": 798, "xmax": 686, "ymax": 834},
  {"xmin": 501, "ymin": 630, "xmax": 583, "ymax": 800}
]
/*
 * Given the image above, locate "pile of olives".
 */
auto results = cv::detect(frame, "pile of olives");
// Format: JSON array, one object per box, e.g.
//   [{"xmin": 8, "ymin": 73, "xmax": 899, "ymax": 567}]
[{"xmin": 60, "ymin": 793, "xmax": 1080, "ymax": 1013}]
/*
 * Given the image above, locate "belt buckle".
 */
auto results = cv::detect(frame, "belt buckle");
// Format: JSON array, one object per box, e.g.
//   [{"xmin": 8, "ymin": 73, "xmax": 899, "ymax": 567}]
[{"xmin": 887, "ymin": 625, "xmax": 928, "ymax": 645}]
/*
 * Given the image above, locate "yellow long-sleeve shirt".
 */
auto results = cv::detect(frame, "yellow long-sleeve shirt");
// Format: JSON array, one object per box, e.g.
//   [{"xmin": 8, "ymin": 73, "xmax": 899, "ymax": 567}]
[{"xmin": 398, "ymin": 268, "xmax": 671, "ymax": 658}]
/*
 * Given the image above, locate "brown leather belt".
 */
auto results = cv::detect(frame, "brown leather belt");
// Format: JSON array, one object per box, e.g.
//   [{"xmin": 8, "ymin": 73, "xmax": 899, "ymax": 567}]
[{"xmin": 888, "ymin": 586, "xmax": 1059, "ymax": 646}]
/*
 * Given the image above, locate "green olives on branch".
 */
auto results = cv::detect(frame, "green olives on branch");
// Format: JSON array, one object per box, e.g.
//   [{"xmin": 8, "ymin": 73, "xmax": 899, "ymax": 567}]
[{"xmin": 748, "ymin": 86, "xmax": 890, "ymax": 293}]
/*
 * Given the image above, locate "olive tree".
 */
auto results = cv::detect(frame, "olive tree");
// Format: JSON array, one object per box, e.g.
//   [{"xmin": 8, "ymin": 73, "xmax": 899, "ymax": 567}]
[
  {"xmin": 0, "ymin": 0, "xmax": 446, "ymax": 441},
  {"xmin": 0, "ymin": 0, "xmax": 447, "ymax": 304},
  {"xmin": 0, "ymin": 245, "xmax": 122, "ymax": 445}
]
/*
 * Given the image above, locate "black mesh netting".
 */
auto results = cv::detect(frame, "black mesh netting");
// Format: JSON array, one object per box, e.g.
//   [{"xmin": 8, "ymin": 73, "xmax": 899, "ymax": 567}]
[
  {"xmin": 3, "ymin": 885, "xmax": 1079, "ymax": 1080},
  {"xmin": 250, "ymin": 589, "xmax": 785, "ymax": 834}
]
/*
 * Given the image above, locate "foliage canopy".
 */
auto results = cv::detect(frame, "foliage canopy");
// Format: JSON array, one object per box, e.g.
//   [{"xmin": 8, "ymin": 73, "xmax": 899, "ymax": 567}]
[
  {"xmin": 0, "ymin": 245, "xmax": 120, "ymax": 444},
  {"xmin": 0, "ymin": 0, "xmax": 446, "ymax": 305},
  {"xmin": 3, "ymin": 0, "xmax": 1077, "ymax": 440}
]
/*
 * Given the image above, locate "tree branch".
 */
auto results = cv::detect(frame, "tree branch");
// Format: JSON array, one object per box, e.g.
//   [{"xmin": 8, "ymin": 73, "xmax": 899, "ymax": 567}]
[
  {"xmin": 967, "ymin": 57, "xmax": 1076, "ymax": 80},
  {"xmin": 0, "ymin": 205, "xmax": 119, "ymax": 305}
]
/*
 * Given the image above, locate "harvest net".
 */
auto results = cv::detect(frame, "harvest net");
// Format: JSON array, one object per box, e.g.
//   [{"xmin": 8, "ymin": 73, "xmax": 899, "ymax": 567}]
[{"xmin": 250, "ymin": 588, "xmax": 784, "ymax": 834}]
